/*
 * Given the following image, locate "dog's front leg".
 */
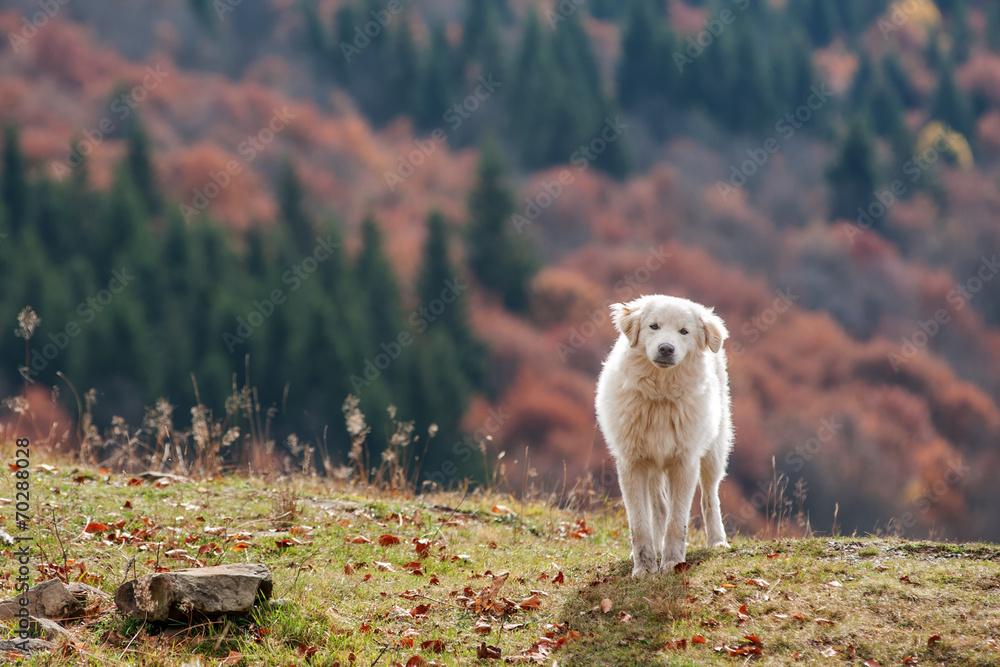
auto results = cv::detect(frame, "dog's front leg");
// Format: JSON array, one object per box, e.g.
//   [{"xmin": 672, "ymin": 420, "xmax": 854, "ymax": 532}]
[
  {"xmin": 660, "ymin": 459, "xmax": 699, "ymax": 573},
  {"xmin": 618, "ymin": 464, "xmax": 657, "ymax": 577}
]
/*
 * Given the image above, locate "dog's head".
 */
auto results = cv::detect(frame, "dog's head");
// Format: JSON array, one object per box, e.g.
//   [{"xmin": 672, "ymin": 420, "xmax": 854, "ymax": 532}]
[{"xmin": 611, "ymin": 295, "xmax": 728, "ymax": 368}]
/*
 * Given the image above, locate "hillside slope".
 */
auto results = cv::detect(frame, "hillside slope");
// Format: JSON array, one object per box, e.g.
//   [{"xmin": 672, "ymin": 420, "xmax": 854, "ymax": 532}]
[{"xmin": 0, "ymin": 461, "xmax": 998, "ymax": 665}]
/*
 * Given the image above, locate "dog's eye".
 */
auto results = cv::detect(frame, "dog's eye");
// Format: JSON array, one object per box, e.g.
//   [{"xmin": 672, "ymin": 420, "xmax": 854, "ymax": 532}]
[
  {"xmin": 679, "ymin": 328, "xmax": 688, "ymax": 335},
  {"xmin": 650, "ymin": 324, "xmax": 659, "ymax": 330}
]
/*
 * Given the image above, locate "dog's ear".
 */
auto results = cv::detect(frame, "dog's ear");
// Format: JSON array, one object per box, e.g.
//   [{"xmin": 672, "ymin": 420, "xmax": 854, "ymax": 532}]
[
  {"xmin": 611, "ymin": 301, "xmax": 642, "ymax": 347},
  {"xmin": 700, "ymin": 309, "xmax": 728, "ymax": 353}
]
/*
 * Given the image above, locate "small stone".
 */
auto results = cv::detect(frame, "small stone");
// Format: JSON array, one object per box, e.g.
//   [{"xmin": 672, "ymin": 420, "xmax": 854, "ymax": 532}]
[
  {"xmin": 114, "ymin": 563, "xmax": 272, "ymax": 622},
  {"xmin": 0, "ymin": 579, "xmax": 84, "ymax": 622}
]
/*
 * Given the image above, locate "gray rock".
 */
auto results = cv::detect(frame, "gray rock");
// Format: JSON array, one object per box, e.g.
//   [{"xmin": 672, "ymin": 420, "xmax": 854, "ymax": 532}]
[
  {"xmin": 65, "ymin": 581, "xmax": 112, "ymax": 601},
  {"xmin": 0, "ymin": 579, "xmax": 85, "ymax": 622},
  {"xmin": 0, "ymin": 638, "xmax": 57, "ymax": 654},
  {"xmin": 114, "ymin": 563, "xmax": 272, "ymax": 622},
  {"xmin": 29, "ymin": 616, "xmax": 74, "ymax": 642}
]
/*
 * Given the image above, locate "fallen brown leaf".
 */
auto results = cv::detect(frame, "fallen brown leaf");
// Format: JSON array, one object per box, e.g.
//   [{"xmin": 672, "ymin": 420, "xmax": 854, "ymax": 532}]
[
  {"xmin": 518, "ymin": 595, "xmax": 542, "ymax": 611},
  {"xmin": 420, "ymin": 639, "xmax": 446, "ymax": 653},
  {"xmin": 600, "ymin": 598, "xmax": 613, "ymax": 613},
  {"xmin": 476, "ymin": 643, "xmax": 501, "ymax": 659}
]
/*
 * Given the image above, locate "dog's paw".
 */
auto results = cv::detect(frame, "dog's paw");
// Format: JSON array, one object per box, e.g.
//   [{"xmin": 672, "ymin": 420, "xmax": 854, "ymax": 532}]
[
  {"xmin": 632, "ymin": 546, "xmax": 656, "ymax": 577},
  {"xmin": 659, "ymin": 560, "xmax": 681, "ymax": 574},
  {"xmin": 709, "ymin": 539, "xmax": 730, "ymax": 549}
]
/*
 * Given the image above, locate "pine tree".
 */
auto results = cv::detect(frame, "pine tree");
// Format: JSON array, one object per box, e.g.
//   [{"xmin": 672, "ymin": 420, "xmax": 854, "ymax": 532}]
[
  {"xmin": 355, "ymin": 215, "xmax": 404, "ymax": 346},
  {"xmin": 796, "ymin": 0, "xmax": 840, "ymax": 47},
  {"xmin": 617, "ymin": 0, "xmax": 661, "ymax": 109},
  {"xmin": 466, "ymin": 137, "xmax": 537, "ymax": 312},
  {"xmin": 1, "ymin": 124, "xmax": 27, "ymax": 235},
  {"xmin": 416, "ymin": 25, "xmax": 459, "ymax": 130},
  {"xmin": 827, "ymin": 116, "xmax": 880, "ymax": 225},
  {"xmin": 276, "ymin": 162, "xmax": 315, "ymax": 256},
  {"xmin": 930, "ymin": 59, "xmax": 974, "ymax": 139},
  {"xmin": 882, "ymin": 51, "xmax": 918, "ymax": 108},
  {"xmin": 126, "ymin": 117, "xmax": 161, "ymax": 214},
  {"xmin": 509, "ymin": 10, "xmax": 563, "ymax": 166},
  {"xmin": 723, "ymin": 19, "xmax": 776, "ymax": 131},
  {"xmin": 188, "ymin": 0, "xmax": 220, "ymax": 34},
  {"xmin": 332, "ymin": 3, "xmax": 365, "ymax": 84},
  {"xmin": 948, "ymin": 0, "xmax": 971, "ymax": 63},
  {"xmin": 418, "ymin": 211, "xmax": 487, "ymax": 389},
  {"xmin": 100, "ymin": 168, "xmax": 148, "ymax": 272},
  {"xmin": 386, "ymin": 18, "xmax": 420, "ymax": 120},
  {"xmin": 300, "ymin": 0, "xmax": 328, "ymax": 62},
  {"xmin": 461, "ymin": 0, "xmax": 506, "ymax": 80}
]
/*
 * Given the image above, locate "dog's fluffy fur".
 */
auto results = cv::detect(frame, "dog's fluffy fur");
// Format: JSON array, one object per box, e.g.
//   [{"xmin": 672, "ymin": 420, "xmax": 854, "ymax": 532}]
[{"xmin": 595, "ymin": 294, "xmax": 733, "ymax": 576}]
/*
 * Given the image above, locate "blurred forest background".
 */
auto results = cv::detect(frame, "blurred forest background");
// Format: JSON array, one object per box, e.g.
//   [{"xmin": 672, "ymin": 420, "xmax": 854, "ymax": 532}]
[{"xmin": 1, "ymin": 0, "xmax": 999, "ymax": 540}]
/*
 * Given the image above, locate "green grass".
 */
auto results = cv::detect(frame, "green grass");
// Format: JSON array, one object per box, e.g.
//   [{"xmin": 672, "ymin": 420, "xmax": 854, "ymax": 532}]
[{"xmin": 2, "ymin": 461, "xmax": 999, "ymax": 666}]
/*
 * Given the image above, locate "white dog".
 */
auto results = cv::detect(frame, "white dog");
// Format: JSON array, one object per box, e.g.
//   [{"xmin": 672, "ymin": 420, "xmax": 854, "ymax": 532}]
[{"xmin": 595, "ymin": 294, "xmax": 733, "ymax": 576}]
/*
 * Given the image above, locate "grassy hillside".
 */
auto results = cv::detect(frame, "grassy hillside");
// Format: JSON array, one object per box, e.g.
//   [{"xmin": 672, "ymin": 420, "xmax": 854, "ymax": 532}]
[{"xmin": 1, "ymin": 460, "xmax": 998, "ymax": 666}]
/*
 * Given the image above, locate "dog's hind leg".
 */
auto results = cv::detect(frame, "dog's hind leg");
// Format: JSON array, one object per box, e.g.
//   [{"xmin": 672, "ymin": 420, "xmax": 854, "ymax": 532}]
[
  {"xmin": 618, "ymin": 464, "xmax": 657, "ymax": 577},
  {"xmin": 699, "ymin": 450, "xmax": 729, "ymax": 548}
]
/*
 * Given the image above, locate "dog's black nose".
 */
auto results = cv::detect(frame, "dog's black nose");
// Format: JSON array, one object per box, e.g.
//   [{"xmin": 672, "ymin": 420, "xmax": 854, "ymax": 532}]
[{"xmin": 658, "ymin": 343, "xmax": 675, "ymax": 357}]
